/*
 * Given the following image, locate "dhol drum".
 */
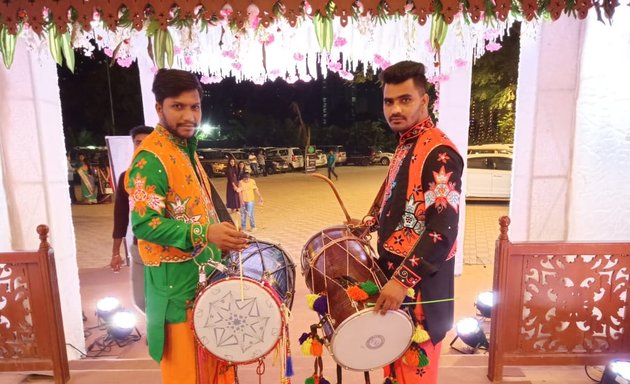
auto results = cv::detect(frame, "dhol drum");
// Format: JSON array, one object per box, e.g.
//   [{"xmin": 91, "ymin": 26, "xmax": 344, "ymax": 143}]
[
  {"xmin": 193, "ymin": 240, "xmax": 296, "ymax": 364},
  {"xmin": 302, "ymin": 225, "xmax": 414, "ymax": 371}
]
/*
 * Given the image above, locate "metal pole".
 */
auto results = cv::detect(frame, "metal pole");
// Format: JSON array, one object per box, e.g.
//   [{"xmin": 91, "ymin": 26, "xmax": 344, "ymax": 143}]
[{"xmin": 105, "ymin": 61, "xmax": 116, "ymax": 135}]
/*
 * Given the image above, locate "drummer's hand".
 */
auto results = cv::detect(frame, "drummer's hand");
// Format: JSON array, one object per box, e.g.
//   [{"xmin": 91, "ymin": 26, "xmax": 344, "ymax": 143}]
[
  {"xmin": 374, "ymin": 280, "xmax": 408, "ymax": 315},
  {"xmin": 110, "ymin": 254, "xmax": 123, "ymax": 272},
  {"xmin": 207, "ymin": 222, "xmax": 248, "ymax": 251}
]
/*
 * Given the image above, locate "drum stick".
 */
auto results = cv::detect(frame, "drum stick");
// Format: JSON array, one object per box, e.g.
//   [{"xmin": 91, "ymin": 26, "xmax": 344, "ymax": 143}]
[
  {"xmin": 311, "ymin": 173, "xmax": 352, "ymax": 223},
  {"xmin": 366, "ymin": 297, "xmax": 457, "ymax": 307},
  {"xmin": 235, "ymin": 221, "xmax": 245, "ymax": 301}
]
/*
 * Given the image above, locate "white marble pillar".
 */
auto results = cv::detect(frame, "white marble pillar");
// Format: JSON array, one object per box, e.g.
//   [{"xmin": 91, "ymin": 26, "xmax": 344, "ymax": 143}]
[
  {"xmin": 510, "ymin": 17, "xmax": 584, "ymax": 241},
  {"xmin": 570, "ymin": 8, "xmax": 630, "ymax": 240},
  {"xmin": 0, "ymin": 39, "xmax": 85, "ymax": 359},
  {"xmin": 438, "ymin": 61, "xmax": 473, "ymax": 275}
]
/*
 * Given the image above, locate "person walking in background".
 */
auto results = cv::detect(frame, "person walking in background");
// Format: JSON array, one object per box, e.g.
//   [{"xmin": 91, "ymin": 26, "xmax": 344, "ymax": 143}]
[
  {"xmin": 77, "ymin": 153, "xmax": 97, "ymax": 204},
  {"xmin": 257, "ymin": 150, "xmax": 267, "ymax": 176},
  {"xmin": 110, "ymin": 125, "xmax": 154, "ymax": 313},
  {"xmin": 67, "ymin": 154, "xmax": 78, "ymax": 203},
  {"xmin": 125, "ymin": 68, "xmax": 247, "ymax": 384},
  {"xmin": 369, "ymin": 61, "xmax": 463, "ymax": 384},
  {"xmin": 326, "ymin": 148, "xmax": 338, "ymax": 180},
  {"xmin": 226, "ymin": 157, "xmax": 240, "ymax": 213},
  {"xmin": 248, "ymin": 150, "xmax": 259, "ymax": 176},
  {"xmin": 236, "ymin": 161, "xmax": 247, "ymax": 180},
  {"xmin": 238, "ymin": 171, "xmax": 263, "ymax": 232}
]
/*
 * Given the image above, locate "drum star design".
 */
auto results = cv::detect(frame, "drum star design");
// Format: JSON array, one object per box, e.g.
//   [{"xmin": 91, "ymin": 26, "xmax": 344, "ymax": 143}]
[{"xmin": 203, "ymin": 291, "xmax": 270, "ymax": 353}]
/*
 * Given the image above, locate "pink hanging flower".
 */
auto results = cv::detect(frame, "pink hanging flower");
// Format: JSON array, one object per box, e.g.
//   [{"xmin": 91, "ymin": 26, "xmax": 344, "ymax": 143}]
[
  {"xmin": 339, "ymin": 70, "xmax": 354, "ymax": 81},
  {"xmin": 116, "ymin": 57, "xmax": 133, "ymax": 68},
  {"xmin": 327, "ymin": 61, "xmax": 342, "ymax": 73},
  {"xmin": 263, "ymin": 34, "xmax": 275, "ymax": 45},
  {"xmin": 104, "ymin": 48, "xmax": 114, "ymax": 57},
  {"xmin": 222, "ymin": 50, "xmax": 236, "ymax": 59},
  {"xmin": 373, "ymin": 54, "xmax": 390, "ymax": 69},
  {"xmin": 483, "ymin": 28, "xmax": 500, "ymax": 40},
  {"xmin": 424, "ymin": 39, "xmax": 433, "ymax": 52},
  {"xmin": 150, "ymin": 66, "xmax": 158, "ymax": 74},
  {"xmin": 174, "ymin": 46, "xmax": 182, "ymax": 55},
  {"xmin": 333, "ymin": 37, "xmax": 347, "ymax": 47},
  {"xmin": 485, "ymin": 41, "xmax": 502, "ymax": 52},
  {"xmin": 200, "ymin": 75, "xmax": 211, "ymax": 84},
  {"xmin": 454, "ymin": 58, "xmax": 468, "ymax": 68},
  {"xmin": 270, "ymin": 69, "xmax": 281, "ymax": 76},
  {"xmin": 220, "ymin": 6, "xmax": 233, "ymax": 19},
  {"xmin": 293, "ymin": 52, "xmax": 305, "ymax": 61},
  {"xmin": 184, "ymin": 56, "xmax": 193, "ymax": 65},
  {"xmin": 232, "ymin": 62, "xmax": 242, "ymax": 71},
  {"xmin": 304, "ymin": 1, "xmax": 313, "ymax": 15}
]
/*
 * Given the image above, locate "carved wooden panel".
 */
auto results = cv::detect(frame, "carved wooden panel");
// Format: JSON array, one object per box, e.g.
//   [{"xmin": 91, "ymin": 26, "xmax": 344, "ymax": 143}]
[
  {"xmin": 0, "ymin": 263, "xmax": 38, "ymax": 359},
  {"xmin": 520, "ymin": 253, "xmax": 629, "ymax": 354}
]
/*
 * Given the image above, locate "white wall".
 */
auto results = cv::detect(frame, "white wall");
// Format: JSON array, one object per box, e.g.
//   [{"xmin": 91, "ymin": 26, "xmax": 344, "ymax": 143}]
[
  {"xmin": 438, "ymin": 62, "xmax": 473, "ymax": 275},
  {"xmin": 0, "ymin": 40, "xmax": 85, "ymax": 359},
  {"xmin": 510, "ymin": 17, "xmax": 584, "ymax": 241},
  {"xmin": 570, "ymin": 9, "xmax": 630, "ymax": 240}
]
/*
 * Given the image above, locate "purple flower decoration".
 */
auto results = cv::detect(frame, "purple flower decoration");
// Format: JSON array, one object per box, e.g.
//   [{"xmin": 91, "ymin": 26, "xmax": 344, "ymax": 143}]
[{"xmin": 327, "ymin": 61, "xmax": 342, "ymax": 73}]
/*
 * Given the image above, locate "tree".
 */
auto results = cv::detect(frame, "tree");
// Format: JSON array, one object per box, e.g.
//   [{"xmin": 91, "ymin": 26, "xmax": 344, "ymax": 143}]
[{"xmin": 469, "ymin": 23, "xmax": 520, "ymax": 144}]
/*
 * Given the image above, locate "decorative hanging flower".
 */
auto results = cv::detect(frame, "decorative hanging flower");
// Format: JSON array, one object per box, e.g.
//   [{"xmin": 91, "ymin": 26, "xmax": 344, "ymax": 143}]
[
  {"xmin": 333, "ymin": 37, "xmax": 347, "ymax": 47},
  {"xmin": 485, "ymin": 41, "xmax": 502, "ymax": 52},
  {"xmin": 293, "ymin": 52, "xmax": 305, "ymax": 61}
]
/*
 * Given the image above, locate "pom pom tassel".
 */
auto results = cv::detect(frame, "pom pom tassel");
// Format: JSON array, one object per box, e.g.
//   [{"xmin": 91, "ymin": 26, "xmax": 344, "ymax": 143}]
[
  {"xmin": 306, "ymin": 294, "xmax": 320, "ymax": 310},
  {"xmin": 418, "ymin": 348, "xmax": 430, "ymax": 367},
  {"xmin": 347, "ymin": 285, "xmax": 369, "ymax": 301},
  {"xmin": 286, "ymin": 355, "xmax": 294, "ymax": 377},
  {"xmin": 320, "ymin": 377, "xmax": 331, "ymax": 384},
  {"xmin": 359, "ymin": 280, "xmax": 379, "ymax": 296},
  {"xmin": 298, "ymin": 332, "xmax": 310, "ymax": 345},
  {"xmin": 312, "ymin": 295, "xmax": 328, "ymax": 315},
  {"xmin": 305, "ymin": 377, "xmax": 315, "ymax": 384},
  {"xmin": 301, "ymin": 338, "xmax": 313, "ymax": 356},
  {"xmin": 411, "ymin": 325, "xmax": 430, "ymax": 344}
]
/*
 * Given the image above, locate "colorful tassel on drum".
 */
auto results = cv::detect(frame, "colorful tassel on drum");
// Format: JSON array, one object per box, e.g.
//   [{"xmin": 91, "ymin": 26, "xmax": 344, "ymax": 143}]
[
  {"xmin": 306, "ymin": 294, "xmax": 320, "ymax": 310},
  {"xmin": 383, "ymin": 378, "xmax": 399, "ymax": 384},
  {"xmin": 411, "ymin": 325, "xmax": 430, "ymax": 344},
  {"xmin": 418, "ymin": 347, "xmax": 429, "ymax": 367},
  {"xmin": 359, "ymin": 281, "xmax": 379, "ymax": 296},
  {"xmin": 402, "ymin": 349, "xmax": 420, "ymax": 367},
  {"xmin": 347, "ymin": 285, "xmax": 369, "ymax": 301},
  {"xmin": 299, "ymin": 332, "xmax": 310, "ymax": 344},
  {"xmin": 300, "ymin": 337, "xmax": 313, "ymax": 356},
  {"xmin": 310, "ymin": 337, "xmax": 323, "ymax": 357},
  {"xmin": 286, "ymin": 353, "xmax": 294, "ymax": 377},
  {"xmin": 312, "ymin": 295, "xmax": 328, "ymax": 315}
]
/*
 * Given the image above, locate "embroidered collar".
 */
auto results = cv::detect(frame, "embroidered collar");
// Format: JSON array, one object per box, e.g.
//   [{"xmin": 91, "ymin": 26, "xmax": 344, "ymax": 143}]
[
  {"xmin": 155, "ymin": 124, "xmax": 196, "ymax": 150},
  {"xmin": 398, "ymin": 117, "xmax": 435, "ymax": 144}
]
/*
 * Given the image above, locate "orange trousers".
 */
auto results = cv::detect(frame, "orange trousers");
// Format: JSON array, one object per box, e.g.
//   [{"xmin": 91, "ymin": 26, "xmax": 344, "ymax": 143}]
[
  {"xmin": 384, "ymin": 340, "xmax": 442, "ymax": 384},
  {"xmin": 160, "ymin": 311, "xmax": 234, "ymax": 384}
]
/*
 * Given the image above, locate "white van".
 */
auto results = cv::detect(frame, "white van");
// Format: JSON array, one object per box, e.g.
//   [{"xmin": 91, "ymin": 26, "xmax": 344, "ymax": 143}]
[{"xmin": 265, "ymin": 147, "xmax": 304, "ymax": 170}]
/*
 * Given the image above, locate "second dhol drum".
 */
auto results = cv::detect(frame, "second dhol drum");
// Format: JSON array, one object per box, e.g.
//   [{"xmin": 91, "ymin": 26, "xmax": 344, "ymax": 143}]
[
  {"xmin": 302, "ymin": 225, "xmax": 414, "ymax": 371},
  {"xmin": 193, "ymin": 240, "xmax": 296, "ymax": 364}
]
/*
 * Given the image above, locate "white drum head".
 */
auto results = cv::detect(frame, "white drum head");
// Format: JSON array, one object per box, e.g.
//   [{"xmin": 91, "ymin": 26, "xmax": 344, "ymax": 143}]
[
  {"xmin": 330, "ymin": 309, "xmax": 413, "ymax": 371},
  {"xmin": 193, "ymin": 278, "xmax": 283, "ymax": 364}
]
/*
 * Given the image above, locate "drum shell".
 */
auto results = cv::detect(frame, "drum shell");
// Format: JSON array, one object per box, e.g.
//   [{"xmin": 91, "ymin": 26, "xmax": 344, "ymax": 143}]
[{"xmin": 216, "ymin": 240, "xmax": 296, "ymax": 309}]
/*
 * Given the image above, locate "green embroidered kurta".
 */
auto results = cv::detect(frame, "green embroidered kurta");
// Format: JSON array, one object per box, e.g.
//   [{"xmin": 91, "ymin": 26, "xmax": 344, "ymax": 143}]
[{"xmin": 127, "ymin": 127, "xmax": 220, "ymax": 362}]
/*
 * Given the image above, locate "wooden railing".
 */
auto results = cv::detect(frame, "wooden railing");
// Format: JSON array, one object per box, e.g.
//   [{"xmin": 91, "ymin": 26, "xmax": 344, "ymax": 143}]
[
  {"xmin": 487, "ymin": 216, "xmax": 630, "ymax": 381},
  {"xmin": 0, "ymin": 225, "xmax": 70, "ymax": 384}
]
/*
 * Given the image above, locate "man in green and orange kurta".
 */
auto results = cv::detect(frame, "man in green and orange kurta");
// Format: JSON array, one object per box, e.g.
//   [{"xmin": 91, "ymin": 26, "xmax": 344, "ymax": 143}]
[{"xmin": 126, "ymin": 69, "xmax": 248, "ymax": 384}]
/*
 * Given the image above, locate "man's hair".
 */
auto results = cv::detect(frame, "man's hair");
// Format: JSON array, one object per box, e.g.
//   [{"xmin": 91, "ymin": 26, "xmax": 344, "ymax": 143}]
[
  {"xmin": 152, "ymin": 69, "xmax": 203, "ymax": 103},
  {"xmin": 379, "ymin": 61, "xmax": 428, "ymax": 93},
  {"xmin": 129, "ymin": 125, "xmax": 154, "ymax": 139}
]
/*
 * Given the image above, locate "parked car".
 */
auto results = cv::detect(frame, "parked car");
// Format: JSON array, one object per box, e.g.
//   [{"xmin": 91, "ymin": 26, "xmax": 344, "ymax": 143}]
[
  {"xmin": 197, "ymin": 148, "xmax": 228, "ymax": 177},
  {"xmin": 314, "ymin": 150, "xmax": 327, "ymax": 167},
  {"xmin": 265, "ymin": 155, "xmax": 290, "ymax": 174},
  {"xmin": 265, "ymin": 147, "xmax": 304, "ymax": 170},
  {"xmin": 317, "ymin": 145, "xmax": 347, "ymax": 165},
  {"xmin": 372, "ymin": 150, "xmax": 393, "ymax": 166},
  {"xmin": 465, "ymin": 153, "xmax": 512, "ymax": 199},
  {"xmin": 468, "ymin": 144, "xmax": 513, "ymax": 155}
]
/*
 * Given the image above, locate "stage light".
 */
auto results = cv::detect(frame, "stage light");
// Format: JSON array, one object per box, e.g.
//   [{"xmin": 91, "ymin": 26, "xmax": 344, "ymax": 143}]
[
  {"xmin": 475, "ymin": 291, "xmax": 493, "ymax": 318},
  {"xmin": 455, "ymin": 317, "xmax": 489, "ymax": 350},
  {"xmin": 600, "ymin": 360, "xmax": 630, "ymax": 383},
  {"xmin": 96, "ymin": 297, "xmax": 121, "ymax": 323},
  {"xmin": 108, "ymin": 311, "xmax": 137, "ymax": 340}
]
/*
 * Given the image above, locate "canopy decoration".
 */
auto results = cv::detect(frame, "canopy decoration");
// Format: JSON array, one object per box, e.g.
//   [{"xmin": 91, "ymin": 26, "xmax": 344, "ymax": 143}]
[{"xmin": 0, "ymin": 0, "xmax": 620, "ymax": 82}]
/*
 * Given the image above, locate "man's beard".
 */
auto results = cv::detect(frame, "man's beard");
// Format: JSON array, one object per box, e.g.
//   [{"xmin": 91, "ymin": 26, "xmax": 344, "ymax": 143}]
[{"xmin": 162, "ymin": 122, "xmax": 197, "ymax": 139}]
